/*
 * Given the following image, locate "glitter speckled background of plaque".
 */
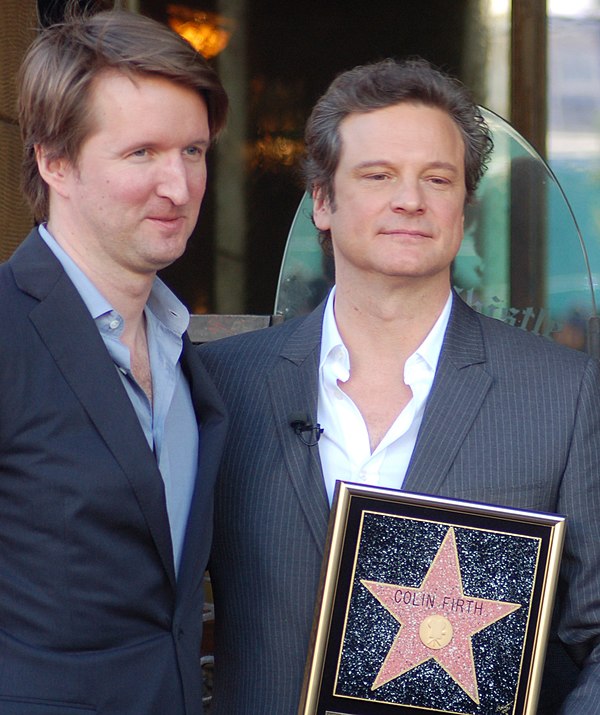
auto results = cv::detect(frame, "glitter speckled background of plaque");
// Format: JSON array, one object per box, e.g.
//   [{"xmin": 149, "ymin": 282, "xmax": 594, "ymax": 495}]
[{"xmin": 334, "ymin": 513, "xmax": 537, "ymax": 714}]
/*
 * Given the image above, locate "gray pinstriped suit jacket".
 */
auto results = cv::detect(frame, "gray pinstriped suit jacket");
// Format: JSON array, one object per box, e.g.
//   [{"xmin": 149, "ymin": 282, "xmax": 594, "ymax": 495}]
[{"xmin": 199, "ymin": 293, "xmax": 600, "ymax": 715}]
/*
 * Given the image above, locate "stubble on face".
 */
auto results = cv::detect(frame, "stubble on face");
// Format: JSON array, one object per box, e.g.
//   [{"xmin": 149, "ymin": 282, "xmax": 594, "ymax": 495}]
[
  {"xmin": 314, "ymin": 103, "xmax": 467, "ymax": 294},
  {"xmin": 48, "ymin": 71, "xmax": 211, "ymax": 286}
]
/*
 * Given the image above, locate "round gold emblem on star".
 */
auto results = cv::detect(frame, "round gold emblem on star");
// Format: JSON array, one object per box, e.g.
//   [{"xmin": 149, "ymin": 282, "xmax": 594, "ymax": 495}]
[{"xmin": 419, "ymin": 614, "xmax": 454, "ymax": 650}]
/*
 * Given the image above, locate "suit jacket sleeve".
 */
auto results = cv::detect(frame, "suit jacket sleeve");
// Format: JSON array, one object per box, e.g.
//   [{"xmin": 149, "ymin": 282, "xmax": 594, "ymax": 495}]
[{"xmin": 555, "ymin": 355, "xmax": 600, "ymax": 714}]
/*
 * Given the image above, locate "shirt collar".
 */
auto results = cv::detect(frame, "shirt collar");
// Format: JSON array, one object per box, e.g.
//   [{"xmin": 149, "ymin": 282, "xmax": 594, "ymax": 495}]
[
  {"xmin": 319, "ymin": 285, "xmax": 453, "ymax": 379},
  {"xmin": 38, "ymin": 223, "xmax": 189, "ymax": 337},
  {"xmin": 320, "ymin": 286, "xmax": 349, "ymax": 381},
  {"xmin": 412, "ymin": 290, "xmax": 453, "ymax": 373},
  {"xmin": 39, "ymin": 223, "xmax": 111, "ymax": 319},
  {"xmin": 146, "ymin": 279, "xmax": 189, "ymax": 338}
]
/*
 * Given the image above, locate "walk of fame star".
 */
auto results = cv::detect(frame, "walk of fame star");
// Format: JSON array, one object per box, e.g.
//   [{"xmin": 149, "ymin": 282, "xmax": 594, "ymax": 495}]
[{"xmin": 361, "ymin": 526, "xmax": 521, "ymax": 704}]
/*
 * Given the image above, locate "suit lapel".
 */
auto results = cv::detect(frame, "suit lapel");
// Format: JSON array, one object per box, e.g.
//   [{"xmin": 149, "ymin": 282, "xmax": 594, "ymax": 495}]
[
  {"xmin": 176, "ymin": 336, "xmax": 227, "ymax": 599},
  {"xmin": 11, "ymin": 231, "xmax": 177, "ymax": 589},
  {"xmin": 268, "ymin": 306, "xmax": 330, "ymax": 556},
  {"xmin": 403, "ymin": 295, "xmax": 493, "ymax": 496},
  {"xmin": 260, "ymin": 295, "xmax": 492, "ymax": 548}
]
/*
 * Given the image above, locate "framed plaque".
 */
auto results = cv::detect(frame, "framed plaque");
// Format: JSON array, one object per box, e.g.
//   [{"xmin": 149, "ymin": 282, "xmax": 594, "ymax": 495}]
[{"xmin": 299, "ymin": 483, "xmax": 565, "ymax": 715}]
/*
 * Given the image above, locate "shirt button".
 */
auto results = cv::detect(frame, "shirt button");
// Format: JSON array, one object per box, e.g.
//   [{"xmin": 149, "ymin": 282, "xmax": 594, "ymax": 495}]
[{"xmin": 109, "ymin": 319, "xmax": 120, "ymax": 330}]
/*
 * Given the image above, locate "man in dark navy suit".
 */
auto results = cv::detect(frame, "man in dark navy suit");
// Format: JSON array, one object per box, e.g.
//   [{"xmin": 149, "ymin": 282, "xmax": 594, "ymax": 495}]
[{"xmin": 0, "ymin": 5, "xmax": 227, "ymax": 713}]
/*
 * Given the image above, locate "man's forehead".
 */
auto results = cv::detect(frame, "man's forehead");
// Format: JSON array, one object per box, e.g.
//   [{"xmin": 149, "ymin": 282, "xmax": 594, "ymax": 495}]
[{"xmin": 337, "ymin": 103, "xmax": 465, "ymax": 162}]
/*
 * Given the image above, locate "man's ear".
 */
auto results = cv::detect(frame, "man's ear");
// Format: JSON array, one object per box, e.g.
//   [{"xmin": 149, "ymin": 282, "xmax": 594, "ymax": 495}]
[
  {"xmin": 312, "ymin": 186, "xmax": 331, "ymax": 231},
  {"xmin": 35, "ymin": 145, "xmax": 73, "ymax": 198}
]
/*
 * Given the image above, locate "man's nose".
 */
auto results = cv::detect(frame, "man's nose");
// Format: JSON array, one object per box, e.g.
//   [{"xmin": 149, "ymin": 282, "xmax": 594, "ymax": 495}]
[
  {"xmin": 156, "ymin": 155, "xmax": 190, "ymax": 205},
  {"xmin": 389, "ymin": 179, "xmax": 425, "ymax": 213}
]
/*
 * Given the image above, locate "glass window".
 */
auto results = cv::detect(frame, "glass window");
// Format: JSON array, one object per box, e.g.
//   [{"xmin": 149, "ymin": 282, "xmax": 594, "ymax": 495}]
[{"xmin": 547, "ymin": 0, "xmax": 600, "ymax": 348}]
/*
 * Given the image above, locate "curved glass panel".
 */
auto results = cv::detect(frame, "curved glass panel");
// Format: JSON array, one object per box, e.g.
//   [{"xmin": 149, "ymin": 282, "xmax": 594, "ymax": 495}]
[{"xmin": 275, "ymin": 108, "xmax": 597, "ymax": 351}]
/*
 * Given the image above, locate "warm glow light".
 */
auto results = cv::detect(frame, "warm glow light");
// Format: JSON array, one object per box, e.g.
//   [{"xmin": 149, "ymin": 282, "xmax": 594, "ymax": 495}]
[
  {"xmin": 167, "ymin": 4, "xmax": 234, "ymax": 59},
  {"xmin": 249, "ymin": 136, "xmax": 304, "ymax": 170},
  {"xmin": 489, "ymin": 0, "xmax": 509, "ymax": 17}
]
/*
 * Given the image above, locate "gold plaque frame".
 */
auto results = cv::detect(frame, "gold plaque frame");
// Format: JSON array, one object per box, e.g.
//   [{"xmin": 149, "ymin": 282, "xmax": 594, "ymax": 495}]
[{"xmin": 299, "ymin": 483, "xmax": 565, "ymax": 715}]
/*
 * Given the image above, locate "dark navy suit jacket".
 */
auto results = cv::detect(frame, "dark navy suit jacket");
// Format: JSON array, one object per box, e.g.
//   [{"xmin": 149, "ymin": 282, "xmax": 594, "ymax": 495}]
[
  {"xmin": 200, "ymin": 293, "xmax": 600, "ymax": 715},
  {"xmin": 0, "ymin": 229, "xmax": 227, "ymax": 714}
]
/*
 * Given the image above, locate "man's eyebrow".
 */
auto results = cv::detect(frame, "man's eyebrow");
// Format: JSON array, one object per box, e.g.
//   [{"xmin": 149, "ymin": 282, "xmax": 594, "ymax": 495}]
[
  {"xmin": 352, "ymin": 160, "xmax": 460, "ymax": 173},
  {"xmin": 352, "ymin": 160, "xmax": 393, "ymax": 170},
  {"xmin": 120, "ymin": 136, "xmax": 211, "ymax": 152},
  {"xmin": 425, "ymin": 160, "xmax": 460, "ymax": 174}
]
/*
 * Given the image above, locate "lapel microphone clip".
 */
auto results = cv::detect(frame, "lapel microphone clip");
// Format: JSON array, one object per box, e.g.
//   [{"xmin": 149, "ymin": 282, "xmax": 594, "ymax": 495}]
[{"xmin": 289, "ymin": 412, "xmax": 323, "ymax": 447}]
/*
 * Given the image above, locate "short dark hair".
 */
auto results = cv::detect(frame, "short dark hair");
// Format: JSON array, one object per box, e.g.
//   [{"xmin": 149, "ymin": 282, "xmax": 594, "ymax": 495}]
[
  {"xmin": 18, "ymin": 6, "xmax": 228, "ymax": 222},
  {"xmin": 303, "ymin": 57, "xmax": 493, "ymax": 251}
]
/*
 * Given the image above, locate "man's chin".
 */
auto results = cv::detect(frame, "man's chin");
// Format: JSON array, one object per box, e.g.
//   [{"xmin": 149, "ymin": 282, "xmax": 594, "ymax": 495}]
[{"xmin": 145, "ymin": 239, "xmax": 190, "ymax": 271}]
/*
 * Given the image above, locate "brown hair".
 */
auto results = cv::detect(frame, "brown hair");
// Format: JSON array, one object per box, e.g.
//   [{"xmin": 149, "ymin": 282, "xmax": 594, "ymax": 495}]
[
  {"xmin": 303, "ymin": 58, "xmax": 493, "ymax": 252},
  {"xmin": 18, "ymin": 6, "xmax": 228, "ymax": 222}
]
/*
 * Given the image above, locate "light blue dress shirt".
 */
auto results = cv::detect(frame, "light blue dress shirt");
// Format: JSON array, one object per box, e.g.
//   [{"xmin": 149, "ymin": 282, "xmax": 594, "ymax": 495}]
[{"xmin": 39, "ymin": 225, "xmax": 199, "ymax": 575}]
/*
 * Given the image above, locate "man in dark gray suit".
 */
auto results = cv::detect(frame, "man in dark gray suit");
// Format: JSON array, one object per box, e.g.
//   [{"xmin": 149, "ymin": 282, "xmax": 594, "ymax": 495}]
[{"xmin": 199, "ymin": 58, "xmax": 600, "ymax": 714}]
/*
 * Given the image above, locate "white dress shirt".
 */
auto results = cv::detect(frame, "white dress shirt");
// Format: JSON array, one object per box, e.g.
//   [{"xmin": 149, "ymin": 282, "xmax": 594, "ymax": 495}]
[{"xmin": 317, "ymin": 287, "xmax": 452, "ymax": 505}]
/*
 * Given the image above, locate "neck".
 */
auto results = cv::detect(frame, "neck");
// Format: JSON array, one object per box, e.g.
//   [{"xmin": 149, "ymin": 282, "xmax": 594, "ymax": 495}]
[
  {"xmin": 333, "ymin": 277, "xmax": 451, "ymax": 361},
  {"xmin": 46, "ymin": 220, "xmax": 154, "ymax": 329}
]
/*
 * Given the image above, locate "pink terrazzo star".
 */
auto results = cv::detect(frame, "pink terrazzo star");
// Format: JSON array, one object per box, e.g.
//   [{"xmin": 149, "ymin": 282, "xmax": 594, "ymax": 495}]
[{"xmin": 361, "ymin": 526, "xmax": 520, "ymax": 704}]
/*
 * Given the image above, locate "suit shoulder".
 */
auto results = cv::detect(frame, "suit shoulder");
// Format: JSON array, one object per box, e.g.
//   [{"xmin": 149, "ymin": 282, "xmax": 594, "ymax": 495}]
[
  {"xmin": 476, "ymin": 309, "xmax": 594, "ymax": 371},
  {"xmin": 197, "ymin": 313, "xmax": 314, "ymax": 377},
  {"xmin": 0, "ymin": 260, "xmax": 34, "ymax": 330},
  {"xmin": 199, "ymin": 315, "xmax": 299, "ymax": 352},
  {"xmin": 0, "ymin": 257, "xmax": 16, "ymax": 288}
]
